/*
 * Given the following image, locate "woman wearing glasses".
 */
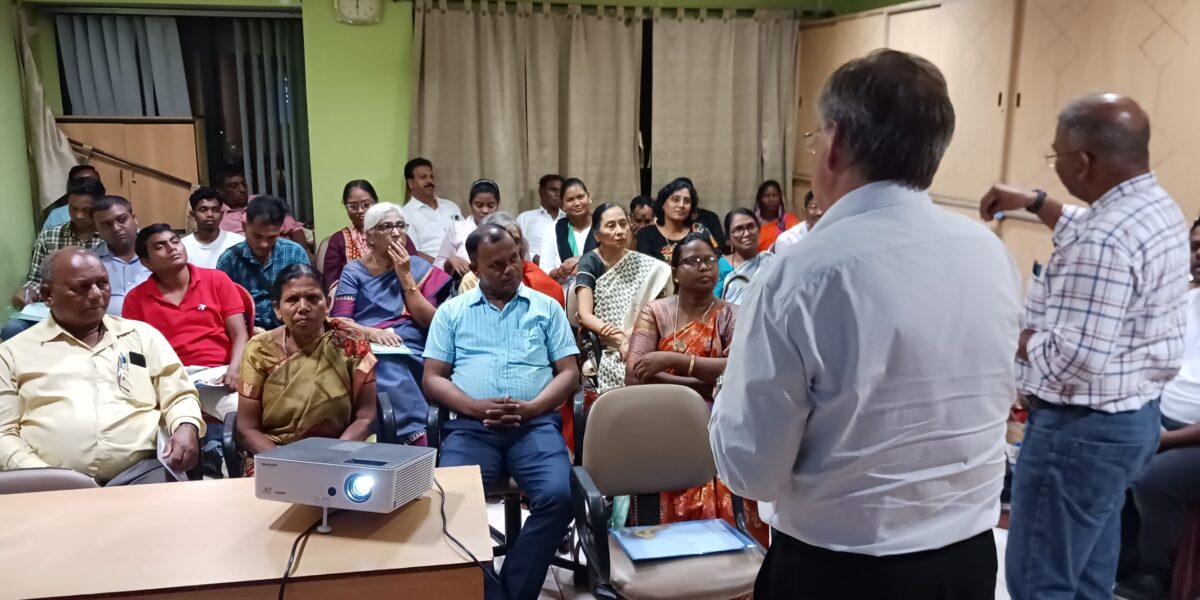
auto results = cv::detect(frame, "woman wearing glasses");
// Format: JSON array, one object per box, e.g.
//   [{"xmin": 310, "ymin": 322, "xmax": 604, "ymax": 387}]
[
  {"xmin": 320, "ymin": 180, "xmax": 420, "ymax": 294},
  {"xmin": 623, "ymin": 232, "xmax": 769, "ymax": 545},
  {"xmin": 721, "ymin": 208, "xmax": 775, "ymax": 305},
  {"xmin": 331, "ymin": 202, "xmax": 452, "ymax": 446}
]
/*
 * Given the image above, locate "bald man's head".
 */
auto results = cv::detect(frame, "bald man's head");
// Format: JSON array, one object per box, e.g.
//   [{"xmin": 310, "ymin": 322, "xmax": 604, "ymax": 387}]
[
  {"xmin": 40, "ymin": 248, "xmax": 110, "ymax": 332},
  {"xmin": 1057, "ymin": 93, "xmax": 1151, "ymax": 167}
]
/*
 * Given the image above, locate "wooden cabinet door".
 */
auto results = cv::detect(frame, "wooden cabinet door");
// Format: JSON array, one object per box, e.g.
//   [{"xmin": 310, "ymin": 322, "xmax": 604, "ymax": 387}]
[
  {"xmin": 123, "ymin": 122, "xmax": 198, "ymax": 229},
  {"xmin": 886, "ymin": 0, "xmax": 1017, "ymax": 201},
  {"xmin": 57, "ymin": 122, "xmax": 131, "ymax": 199},
  {"xmin": 794, "ymin": 15, "xmax": 886, "ymax": 181}
]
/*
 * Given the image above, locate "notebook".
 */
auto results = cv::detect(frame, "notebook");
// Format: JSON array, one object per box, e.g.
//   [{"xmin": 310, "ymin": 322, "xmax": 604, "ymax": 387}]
[
  {"xmin": 370, "ymin": 342, "xmax": 413, "ymax": 355},
  {"xmin": 612, "ymin": 519, "xmax": 756, "ymax": 562}
]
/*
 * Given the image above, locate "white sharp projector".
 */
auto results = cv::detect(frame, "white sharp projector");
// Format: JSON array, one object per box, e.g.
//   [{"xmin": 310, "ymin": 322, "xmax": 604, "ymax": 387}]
[{"xmin": 254, "ymin": 438, "xmax": 437, "ymax": 514}]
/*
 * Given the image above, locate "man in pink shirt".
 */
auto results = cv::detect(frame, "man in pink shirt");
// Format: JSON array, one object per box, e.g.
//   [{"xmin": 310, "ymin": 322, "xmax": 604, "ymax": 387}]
[{"xmin": 215, "ymin": 165, "xmax": 310, "ymax": 251}]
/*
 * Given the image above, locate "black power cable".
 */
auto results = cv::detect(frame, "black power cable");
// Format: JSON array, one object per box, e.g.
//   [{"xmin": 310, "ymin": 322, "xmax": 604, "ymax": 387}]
[
  {"xmin": 278, "ymin": 510, "xmax": 336, "ymax": 600},
  {"xmin": 434, "ymin": 476, "xmax": 509, "ymax": 600}
]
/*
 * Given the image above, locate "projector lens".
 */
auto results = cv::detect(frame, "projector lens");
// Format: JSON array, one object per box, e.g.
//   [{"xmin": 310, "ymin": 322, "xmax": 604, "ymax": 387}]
[{"xmin": 344, "ymin": 473, "xmax": 374, "ymax": 503}]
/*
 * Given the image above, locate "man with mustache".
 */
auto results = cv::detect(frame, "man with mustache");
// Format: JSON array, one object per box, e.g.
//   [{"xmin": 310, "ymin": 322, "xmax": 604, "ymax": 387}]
[
  {"xmin": 0, "ymin": 248, "xmax": 204, "ymax": 485},
  {"xmin": 401, "ymin": 157, "xmax": 462, "ymax": 262}
]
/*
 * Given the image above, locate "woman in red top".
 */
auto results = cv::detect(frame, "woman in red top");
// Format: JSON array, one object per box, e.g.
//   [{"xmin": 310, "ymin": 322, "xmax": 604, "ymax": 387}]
[
  {"xmin": 753, "ymin": 179, "xmax": 799, "ymax": 253},
  {"xmin": 456, "ymin": 212, "xmax": 564, "ymax": 307}
]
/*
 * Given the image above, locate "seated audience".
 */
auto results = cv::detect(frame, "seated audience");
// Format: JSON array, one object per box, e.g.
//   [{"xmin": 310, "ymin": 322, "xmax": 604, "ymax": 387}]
[
  {"xmin": 771, "ymin": 190, "xmax": 824, "ymax": 253},
  {"xmin": 402, "ymin": 157, "xmax": 462, "ymax": 261},
  {"xmin": 458, "ymin": 212, "xmax": 565, "ymax": 308},
  {"xmin": 722, "ymin": 208, "xmax": 775, "ymax": 305},
  {"xmin": 321, "ymin": 179, "xmax": 420, "ymax": 293},
  {"xmin": 575, "ymin": 203, "xmax": 672, "ymax": 392},
  {"xmin": 636, "ymin": 177, "xmax": 719, "ymax": 263},
  {"xmin": 542, "ymin": 178, "xmax": 598, "ymax": 283},
  {"xmin": 1115, "ymin": 217, "xmax": 1200, "ymax": 600},
  {"xmin": 124, "ymin": 224, "xmax": 248, "ymax": 420},
  {"xmin": 91, "ymin": 196, "xmax": 152, "ymax": 316},
  {"xmin": 10, "ymin": 177, "xmax": 105, "ymax": 314},
  {"xmin": 754, "ymin": 180, "xmax": 798, "ymax": 253},
  {"xmin": 217, "ymin": 196, "xmax": 311, "ymax": 330},
  {"xmin": 624, "ymin": 233, "xmax": 768, "ymax": 545},
  {"xmin": 237, "ymin": 264, "xmax": 377, "ymax": 469},
  {"xmin": 423, "ymin": 224, "xmax": 579, "ymax": 600},
  {"xmin": 182, "ymin": 187, "xmax": 244, "ymax": 269},
  {"xmin": 41, "ymin": 164, "xmax": 100, "ymax": 231},
  {"xmin": 214, "ymin": 164, "xmax": 309, "ymax": 250},
  {"xmin": 331, "ymin": 203, "xmax": 452, "ymax": 445},
  {"xmin": 629, "ymin": 195, "xmax": 655, "ymax": 249},
  {"xmin": 517, "ymin": 174, "xmax": 565, "ymax": 266},
  {"xmin": 436, "ymin": 179, "xmax": 500, "ymax": 276},
  {"xmin": 0, "ymin": 248, "xmax": 204, "ymax": 485}
]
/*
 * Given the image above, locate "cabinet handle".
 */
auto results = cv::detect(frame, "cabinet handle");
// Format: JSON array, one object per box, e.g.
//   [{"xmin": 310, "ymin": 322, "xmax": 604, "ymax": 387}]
[
  {"xmin": 997, "ymin": 92, "xmax": 1002, "ymax": 107},
  {"xmin": 1016, "ymin": 93, "xmax": 1022, "ymax": 108}
]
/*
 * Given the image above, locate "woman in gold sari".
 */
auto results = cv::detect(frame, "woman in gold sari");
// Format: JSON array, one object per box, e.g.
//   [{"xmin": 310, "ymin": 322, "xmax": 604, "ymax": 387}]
[
  {"xmin": 236, "ymin": 263, "xmax": 378, "ymax": 464},
  {"xmin": 625, "ymin": 233, "xmax": 769, "ymax": 546}
]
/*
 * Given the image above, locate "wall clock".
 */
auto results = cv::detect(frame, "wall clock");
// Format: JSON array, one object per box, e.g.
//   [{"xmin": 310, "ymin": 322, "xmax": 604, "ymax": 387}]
[{"xmin": 335, "ymin": 0, "xmax": 382, "ymax": 25}]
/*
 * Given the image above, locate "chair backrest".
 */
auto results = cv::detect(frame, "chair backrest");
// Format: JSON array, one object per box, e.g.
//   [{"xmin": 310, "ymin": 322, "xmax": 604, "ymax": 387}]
[
  {"xmin": 316, "ymin": 234, "xmax": 332, "ymax": 273},
  {"xmin": 0, "ymin": 468, "xmax": 98, "ymax": 494},
  {"xmin": 234, "ymin": 283, "xmax": 256, "ymax": 335},
  {"xmin": 581, "ymin": 384, "xmax": 716, "ymax": 497},
  {"xmin": 565, "ymin": 283, "xmax": 580, "ymax": 328}
]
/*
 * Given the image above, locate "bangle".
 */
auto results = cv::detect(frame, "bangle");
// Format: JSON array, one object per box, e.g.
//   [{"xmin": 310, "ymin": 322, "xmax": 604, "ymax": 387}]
[{"xmin": 687, "ymin": 355, "xmax": 696, "ymax": 377}]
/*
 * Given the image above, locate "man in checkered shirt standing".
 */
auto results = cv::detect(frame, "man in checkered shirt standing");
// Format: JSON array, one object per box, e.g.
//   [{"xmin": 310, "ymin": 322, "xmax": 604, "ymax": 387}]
[{"xmin": 981, "ymin": 93, "xmax": 1189, "ymax": 600}]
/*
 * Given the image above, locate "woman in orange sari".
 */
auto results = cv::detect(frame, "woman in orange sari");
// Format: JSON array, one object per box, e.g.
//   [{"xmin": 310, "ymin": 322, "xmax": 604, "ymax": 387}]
[{"xmin": 625, "ymin": 233, "xmax": 769, "ymax": 546}]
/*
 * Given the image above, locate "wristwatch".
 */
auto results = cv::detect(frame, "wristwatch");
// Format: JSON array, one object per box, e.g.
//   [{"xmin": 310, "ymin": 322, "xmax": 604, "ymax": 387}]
[{"xmin": 1026, "ymin": 189, "xmax": 1047, "ymax": 214}]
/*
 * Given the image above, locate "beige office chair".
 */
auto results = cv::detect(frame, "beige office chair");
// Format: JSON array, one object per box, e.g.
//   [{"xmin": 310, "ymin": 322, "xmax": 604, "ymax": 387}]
[
  {"xmin": 315, "ymin": 234, "xmax": 332, "ymax": 274},
  {"xmin": 573, "ymin": 384, "xmax": 763, "ymax": 600},
  {"xmin": 0, "ymin": 468, "xmax": 98, "ymax": 494}
]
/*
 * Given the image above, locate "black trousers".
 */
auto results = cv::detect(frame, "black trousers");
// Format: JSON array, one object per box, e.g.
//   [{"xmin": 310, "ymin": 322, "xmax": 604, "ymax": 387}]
[{"xmin": 754, "ymin": 529, "xmax": 997, "ymax": 600}]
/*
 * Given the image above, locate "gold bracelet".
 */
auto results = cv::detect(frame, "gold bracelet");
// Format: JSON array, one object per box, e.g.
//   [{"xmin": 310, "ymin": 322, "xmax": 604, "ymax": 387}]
[{"xmin": 687, "ymin": 355, "xmax": 696, "ymax": 377}]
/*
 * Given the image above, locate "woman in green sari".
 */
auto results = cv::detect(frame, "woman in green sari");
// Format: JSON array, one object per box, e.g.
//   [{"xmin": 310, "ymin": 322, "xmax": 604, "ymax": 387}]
[{"xmin": 236, "ymin": 263, "xmax": 378, "ymax": 461}]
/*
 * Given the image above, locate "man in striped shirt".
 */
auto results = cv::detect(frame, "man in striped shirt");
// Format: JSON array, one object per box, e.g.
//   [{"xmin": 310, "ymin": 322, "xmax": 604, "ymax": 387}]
[
  {"xmin": 980, "ymin": 93, "xmax": 1189, "ymax": 600},
  {"xmin": 423, "ymin": 224, "xmax": 579, "ymax": 600}
]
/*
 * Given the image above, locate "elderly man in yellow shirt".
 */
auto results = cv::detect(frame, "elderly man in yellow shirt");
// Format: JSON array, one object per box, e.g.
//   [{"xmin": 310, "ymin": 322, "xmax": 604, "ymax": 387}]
[{"xmin": 0, "ymin": 247, "xmax": 204, "ymax": 485}]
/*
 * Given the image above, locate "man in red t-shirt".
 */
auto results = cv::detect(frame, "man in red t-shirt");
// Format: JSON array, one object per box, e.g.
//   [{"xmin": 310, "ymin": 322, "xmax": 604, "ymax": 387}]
[{"xmin": 124, "ymin": 224, "xmax": 250, "ymax": 424}]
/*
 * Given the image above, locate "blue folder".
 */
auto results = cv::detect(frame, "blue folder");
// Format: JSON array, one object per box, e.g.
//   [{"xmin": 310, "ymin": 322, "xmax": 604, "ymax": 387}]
[{"xmin": 612, "ymin": 519, "xmax": 756, "ymax": 562}]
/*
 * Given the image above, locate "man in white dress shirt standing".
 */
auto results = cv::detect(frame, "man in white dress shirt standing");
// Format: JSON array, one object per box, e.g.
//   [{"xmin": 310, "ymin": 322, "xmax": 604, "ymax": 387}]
[
  {"xmin": 979, "ymin": 94, "xmax": 1188, "ymax": 600},
  {"xmin": 710, "ymin": 49, "xmax": 1023, "ymax": 599},
  {"xmin": 401, "ymin": 157, "xmax": 462, "ymax": 262},
  {"xmin": 517, "ymin": 174, "xmax": 564, "ymax": 266}
]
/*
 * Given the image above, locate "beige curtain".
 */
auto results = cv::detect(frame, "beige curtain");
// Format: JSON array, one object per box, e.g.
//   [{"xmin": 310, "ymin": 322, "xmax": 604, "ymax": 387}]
[
  {"xmin": 14, "ymin": 8, "xmax": 77, "ymax": 209},
  {"xmin": 411, "ymin": 0, "xmax": 529, "ymax": 212},
  {"xmin": 651, "ymin": 9, "xmax": 798, "ymax": 216},
  {"xmin": 412, "ymin": 1, "xmax": 642, "ymax": 212}
]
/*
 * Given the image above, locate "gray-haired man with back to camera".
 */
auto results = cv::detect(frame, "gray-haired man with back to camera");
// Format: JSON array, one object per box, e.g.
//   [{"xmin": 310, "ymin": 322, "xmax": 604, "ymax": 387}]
[{"xmin": 710, "ymin": 49, "xmax": 1023, "ymax": 599}]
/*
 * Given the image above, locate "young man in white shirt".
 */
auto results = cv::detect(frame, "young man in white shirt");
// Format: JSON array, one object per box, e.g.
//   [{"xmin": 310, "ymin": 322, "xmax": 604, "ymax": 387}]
[
  {"xmin": 517, "ymin": 174, "xmax": 564, "ymax": 265},
  {"xmin": 401, "ymin": 157, "xmax": 462, "ymax": 261},
  {"xmin": 710, "ymin": 50, "xmax": 1023, "ymax": 599},
  {"xmin": 182, "ymin": 187, "xmax": 243, "ymax": 269},
  {"xmin": 770, "ymin": 190, "xmax": 824, "ymax": 253}
]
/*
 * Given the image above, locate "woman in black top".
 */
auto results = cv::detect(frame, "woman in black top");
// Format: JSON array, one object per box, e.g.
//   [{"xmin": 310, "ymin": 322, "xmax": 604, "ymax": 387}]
[
  {"xmin": 548, "ymin": 177, "xmax": 599, "ymax": 283},
  {"xmin": 636, "ymin": 177, "xmax": 718, "ymax": 263}
]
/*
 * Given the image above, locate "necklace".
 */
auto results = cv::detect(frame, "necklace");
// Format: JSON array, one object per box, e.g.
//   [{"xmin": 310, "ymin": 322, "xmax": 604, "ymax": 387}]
[{"xmin": 672, "ymin": 297, "xmax": 715, "ymax": 353}]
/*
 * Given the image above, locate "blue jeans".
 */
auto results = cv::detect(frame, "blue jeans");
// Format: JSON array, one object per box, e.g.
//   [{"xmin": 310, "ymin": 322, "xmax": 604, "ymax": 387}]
[
  {"xmin": 439, "ymin": 413, "xmax": 573, "ymax": 600},
  {"xmin": 1007, "ymin": 399, "xmax": 1161, "ymax": 600},
  {"xmin": 1, "ymin": 318, "xmax": 35, "ymax": 341}
]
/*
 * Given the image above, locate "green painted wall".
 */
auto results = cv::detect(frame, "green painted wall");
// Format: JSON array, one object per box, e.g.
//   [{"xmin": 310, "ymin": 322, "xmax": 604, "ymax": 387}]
[
  {"xmin": 0, "ymin": 4, "xmax": 36, "ymax": 301},
  {"xmin": 303, "ymin": 0, "xmax": 414, "ymax": 240}
]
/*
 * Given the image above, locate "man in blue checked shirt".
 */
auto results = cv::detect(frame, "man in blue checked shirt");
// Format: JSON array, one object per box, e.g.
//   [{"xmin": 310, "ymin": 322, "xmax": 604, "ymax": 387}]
[
  {"xmin": 423, "ymin": 224, "xmax": 579, "ymax": 600},
  {"xmin": 216, "ymin": 196, "xmax": 310, "ymax": 330},
  {"xmin": 981, "ymin": 93, "xmax": 1189, "ymax": 600}
]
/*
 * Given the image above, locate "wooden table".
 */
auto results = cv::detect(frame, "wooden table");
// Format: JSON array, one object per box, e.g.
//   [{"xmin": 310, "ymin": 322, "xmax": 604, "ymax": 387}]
[{"xmin": 0, "ymin": 466, "xmax": 492, "ymax": 599}]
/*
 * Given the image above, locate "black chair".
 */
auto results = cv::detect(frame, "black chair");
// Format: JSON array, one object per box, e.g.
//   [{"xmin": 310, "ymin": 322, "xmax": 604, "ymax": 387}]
[
  {"xmin": 572, "ymin": 384, "xmax": 764, "ymax": 599},
  {"xmin": 222, "ymin": 393, "xmax": 399, "ymax": 478},
  {"xmin": 427, "ymin": 389, "xmax": 589, "ymax": 586}
]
